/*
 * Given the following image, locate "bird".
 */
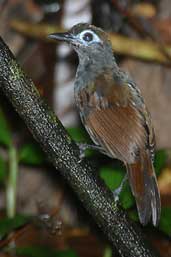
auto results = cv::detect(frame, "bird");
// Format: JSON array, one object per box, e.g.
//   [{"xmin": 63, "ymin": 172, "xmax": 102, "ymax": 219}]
[{"xmin": 48, "ymin": 23, "xmax": 161, "ymax": 226}]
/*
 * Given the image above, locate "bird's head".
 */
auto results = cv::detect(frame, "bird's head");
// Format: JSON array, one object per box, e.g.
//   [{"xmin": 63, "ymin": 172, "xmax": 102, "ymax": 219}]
[{"xmin": 48, "ymin": 23, "xmax": 113, "ymax": 59}]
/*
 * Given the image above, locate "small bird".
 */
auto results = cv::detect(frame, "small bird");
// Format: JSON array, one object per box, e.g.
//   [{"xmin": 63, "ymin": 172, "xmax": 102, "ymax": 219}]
[{"xmin": 49, "ymin": 23, "xmax": 161, "ymax": 226}]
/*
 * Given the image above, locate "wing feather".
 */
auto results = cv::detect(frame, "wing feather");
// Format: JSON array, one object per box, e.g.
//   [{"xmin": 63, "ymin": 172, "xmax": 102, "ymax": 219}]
[{"xmin": 86, "ymin": 104, "xmax": 146, "ymax": 163}]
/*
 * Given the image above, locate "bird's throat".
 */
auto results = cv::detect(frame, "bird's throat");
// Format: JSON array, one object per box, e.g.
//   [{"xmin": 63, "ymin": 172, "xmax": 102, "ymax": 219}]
[{"xmin": 75, "ymin": 51, "xmax": 118, "ymax": 93}]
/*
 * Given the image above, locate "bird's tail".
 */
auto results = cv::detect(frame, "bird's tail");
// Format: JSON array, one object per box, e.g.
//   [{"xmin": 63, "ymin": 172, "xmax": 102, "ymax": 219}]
[{"xmin": 126, "ymin": 151, "xmax": 161, "ymax": 226}]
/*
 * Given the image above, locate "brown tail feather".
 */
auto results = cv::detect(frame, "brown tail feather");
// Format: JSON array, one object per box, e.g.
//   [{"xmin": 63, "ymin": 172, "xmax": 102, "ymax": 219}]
[{"xmin": 127, "ymin": 152, "xmax": 161, "ymax": 226}]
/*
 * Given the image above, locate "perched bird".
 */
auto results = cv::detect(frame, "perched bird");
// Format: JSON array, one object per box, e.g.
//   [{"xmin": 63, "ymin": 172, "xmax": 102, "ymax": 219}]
[{"xmin": 48, "ymin": 23, "xmax": 161, "ymax": 226}]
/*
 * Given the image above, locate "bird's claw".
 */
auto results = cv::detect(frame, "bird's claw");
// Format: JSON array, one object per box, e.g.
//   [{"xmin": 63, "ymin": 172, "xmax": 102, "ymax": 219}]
[
  {"xmin": 77, "ymin": 143, "xmax": 88, "ymax": 162},
  {"xmin": 113, "ymin": 188, "xmax": 121, "ymax": 202},
  {"xmin": 112, "ymin": 174, "xmax": 128, "ymax": 202},
  {"xmin": 77, "ymin": 143, "xmax": 103, "ymax": 163}
]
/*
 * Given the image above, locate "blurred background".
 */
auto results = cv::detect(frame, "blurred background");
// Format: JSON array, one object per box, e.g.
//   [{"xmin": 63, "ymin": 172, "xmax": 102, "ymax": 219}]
[{"xmin": 0, "ymin": 0, "xmax": 171, "ymax": 256}]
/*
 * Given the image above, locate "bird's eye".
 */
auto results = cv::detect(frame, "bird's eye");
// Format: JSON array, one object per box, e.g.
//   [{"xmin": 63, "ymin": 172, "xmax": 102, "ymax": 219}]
[
  {"xmin": 79, "ymin": 30, "xmax": 100, "ymax": 44},
  {"xmin": 82, "ymin": 32, "xmax": 93, "ymax": 42}
]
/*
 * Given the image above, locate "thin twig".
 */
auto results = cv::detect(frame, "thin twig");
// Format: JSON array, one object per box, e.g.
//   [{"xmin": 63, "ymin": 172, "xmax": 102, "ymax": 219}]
[{"xmin": 6, "ymin": 145, "xmax": 18, "ymax": 218}]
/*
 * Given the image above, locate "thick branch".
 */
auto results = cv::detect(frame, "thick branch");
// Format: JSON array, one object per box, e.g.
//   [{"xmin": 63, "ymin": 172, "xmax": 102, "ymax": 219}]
[{"xmin": 0, "ymin": 37, "xmax": 159, "ymax": 257}]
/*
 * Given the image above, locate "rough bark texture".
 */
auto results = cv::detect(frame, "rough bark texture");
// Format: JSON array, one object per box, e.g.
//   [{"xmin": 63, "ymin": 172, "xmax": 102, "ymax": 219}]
[{"xmin": 0, "ymin": 37, "xmax": 159, "ymax": 257}]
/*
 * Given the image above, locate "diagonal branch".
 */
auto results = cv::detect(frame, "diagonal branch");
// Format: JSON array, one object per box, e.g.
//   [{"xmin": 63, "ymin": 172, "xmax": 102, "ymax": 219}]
[{"xmin": 0, "ymin": 37, "xmax": 159, "ymax": 257}]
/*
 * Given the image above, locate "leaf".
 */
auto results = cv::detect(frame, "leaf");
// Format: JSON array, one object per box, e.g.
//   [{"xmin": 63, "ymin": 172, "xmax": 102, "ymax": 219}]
[
  {"xmin": 67, "ymin": 127, "xmax": 90, "ymax": 142},
  {"xmin": 67, "ymin": 127, "xmax": 96, "ymax": 157},
  {"xmin": 128, "ymin": 210, "xmax": 139, "ymax": 222},
  {"xmin": 100, "ymin": 166, "xmax": 134, "ymax": 209},
  {"xmin": 16, "ymin": 247, "xmax": 78, "ymax": 257},
  {"xmin": 103, "ymin": 246, "xmax": 112, "ymax": 257},
  {"xmin": 0, "ymin": 214, "xmax": 29, "ymax": 240},
  {"xmin": 100, "ymin": 166, "xmax": 124, "ymax": 190},
  {"xmin": 19, "ymin": 143, "xmax": 45, "ymax": 165},
  {"xmin": 154, "ymin": 150, "xmax": 167, "ymax": 176},
  {"xmin": 0, "ymin": 108, "xmax": 12, "ymax": 146},
  {"xmin": 159, "ymin": 207, "xmax": 171, "ymax": 236},
  {"xmin": 0, "ymin": 155, "xmax": 6, "ymax": 182},
  {"xmin": 120, "ymin": 183, "xmax": 135, "ymax": 210}
]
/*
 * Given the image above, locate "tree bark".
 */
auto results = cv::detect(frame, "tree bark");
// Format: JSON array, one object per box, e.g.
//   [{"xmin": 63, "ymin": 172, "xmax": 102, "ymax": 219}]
[{"xmin": 0, "ymin": 37, "xmax": 159, "ymax": 257}]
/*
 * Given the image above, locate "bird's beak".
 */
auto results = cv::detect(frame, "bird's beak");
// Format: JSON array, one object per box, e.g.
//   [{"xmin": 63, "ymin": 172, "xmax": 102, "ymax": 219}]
[{"xmin": 48, "ymin": 32, "xmax": 74, "ymax": 42}]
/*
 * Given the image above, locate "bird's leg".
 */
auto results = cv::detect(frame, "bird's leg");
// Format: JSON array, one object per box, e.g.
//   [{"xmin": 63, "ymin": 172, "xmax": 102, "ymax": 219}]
[
  {"xmin": 77, "ymin": 143, "xmax": 103, "ymax": 160},
  {"xmin": 113, "ymin": 174, "xmax": 128, "ymax": 202}
]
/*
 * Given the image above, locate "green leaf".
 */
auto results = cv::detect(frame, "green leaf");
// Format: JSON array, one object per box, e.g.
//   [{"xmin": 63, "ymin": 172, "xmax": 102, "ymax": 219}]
[
  {"xmin": 67, "ymin": 127, "xmax": 89, "ymax": 142},
  {"xmin": 103, "ymin": 246, "xmax": 112, "ymax": 257},
  {"xmin": 100, "ymin": 166, "xmax": 123, "ymax": 190},
  {"xmin": 0, "ymin": 155, "xmax": 6, "ymax": 182},
  {"xmin": 120, "ymin": 183, "xmax": 134, "ymax": 209},
  {"xmin": 0, "ymin": 108, "xmax": 12, "ymax": 146},
  {"xmin": 16, "ymin": 247, "xmax": 78, "ymax": 257},
  {"xmin": 67, "ymin": 127, "xmax": 96, "ymax": 157},
  {"xmin": 128, "ymin": 210, "xmax": 139, "ymax": 222},
  {"xmin": 0, "ymin": 214, "xmax": 29, "ymax": 240},
  {"xmin": 19, "ymin": 143, "xmax": 45, "ymax": 165},
  {"xmin": 100, "ymin": 166, "xmax": 134, "ymax": 209},
  {"xmin": 154, "ymin": 150, "xmax": 167, "ymax": 176},
  {"xmin": 159, "ymin": 207, "xmax": 171, "ymax": 236}
]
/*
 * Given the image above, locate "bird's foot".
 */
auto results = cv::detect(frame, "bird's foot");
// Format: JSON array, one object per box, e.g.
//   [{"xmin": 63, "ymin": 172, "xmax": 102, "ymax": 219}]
[
  {"xmin": 113, "ymin": 174, "xmax": 128, "ymax": 202},
  {"xmin": 77, "ymin": 143, "xmax": 89, "ymax": 160},
  {"xmin": 77, "ymin": 143, "xmax": 103, "ymax": 162}
]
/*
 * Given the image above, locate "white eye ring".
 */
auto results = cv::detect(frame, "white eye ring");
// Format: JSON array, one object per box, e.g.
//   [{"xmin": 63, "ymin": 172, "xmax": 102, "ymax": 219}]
[{"xmin": 79, "ymin": 30, "xmax": 101, "ymax": 44}]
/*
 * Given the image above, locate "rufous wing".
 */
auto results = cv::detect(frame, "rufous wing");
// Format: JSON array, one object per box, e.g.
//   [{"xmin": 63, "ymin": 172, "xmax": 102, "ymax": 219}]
[
  {"xmin": 86, "ymin": 104, "xmax": 146, "ymax": 163},
  {"xmin": 85, "ymin": 98, "xmax": 160, "ymax": 225}
]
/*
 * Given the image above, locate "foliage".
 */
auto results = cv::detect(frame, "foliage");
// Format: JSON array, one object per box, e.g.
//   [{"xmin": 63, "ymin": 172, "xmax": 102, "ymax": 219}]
[
  {"xmin": 0, "ymin": 108, "xmax": 12, "ymax": 147},
  {"xmin": 154, "ymin": 150, "xmax": 167, "ymax": 176},
  {"xmin": 100, "ymin": 166, "xmax": 134, "ymax": 209},
  {"xmin": 0, "ymin": 214, "xmax": 29, "ymax": 240},
  {"xmin": 19, "ymin": 143, "xmax": 45, "ymax": 165},
  {"xmin": 159, "ymin": 207, "xmax": 171, "ymax": 236},
  {"xmin": 0, "ymin": 155, "xmax": 6, "ymax": 182},
  {"xmin": 16, "ymin": 247, "xmax": 78, "ymax": 257},
  {"xmin": 67, "ymin": 126, "xmax": 89, "ymax": 142}
]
